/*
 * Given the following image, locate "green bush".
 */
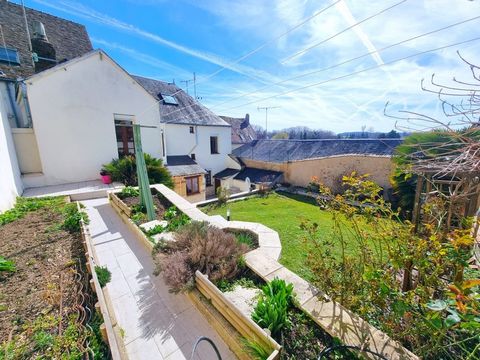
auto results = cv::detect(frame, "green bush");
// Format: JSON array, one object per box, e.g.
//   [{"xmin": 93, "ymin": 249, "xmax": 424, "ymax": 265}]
[
  {"xmin": 252, "ymin": 278, "xmax": 294, "ymax": 338},
  {"xmin": 95, "ymin": 266, "xmax": 112, "ymax": 287},
  {"xmin": 0, "ymin": 257, "xmax": 15, "ymax": 272},
  {"xmin": 102, "ymin": 153, "xmax": 174, "ymax": 188}
]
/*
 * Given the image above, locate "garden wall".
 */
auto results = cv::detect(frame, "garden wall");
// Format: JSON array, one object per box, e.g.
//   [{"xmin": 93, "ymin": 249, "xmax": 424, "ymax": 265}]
[{"xmin": 241, "ymin": 155, "xmax": 394, "ymax": 190}]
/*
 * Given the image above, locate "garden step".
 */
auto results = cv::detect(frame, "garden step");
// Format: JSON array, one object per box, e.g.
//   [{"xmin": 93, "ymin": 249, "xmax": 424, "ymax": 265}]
[{"xmin": 139, "ymin": 219, "xmax": 167, "ymax": 232}]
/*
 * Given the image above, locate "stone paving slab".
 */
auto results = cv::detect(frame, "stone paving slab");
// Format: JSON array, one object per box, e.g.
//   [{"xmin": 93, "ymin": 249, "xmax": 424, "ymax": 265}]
[
  {"xmin": 244, "ymin": 249, "xmax": 283, "ymax": 278},
  {"xmin": 82, "ymin": 198, "xmax": 235, "ymax": 360}
]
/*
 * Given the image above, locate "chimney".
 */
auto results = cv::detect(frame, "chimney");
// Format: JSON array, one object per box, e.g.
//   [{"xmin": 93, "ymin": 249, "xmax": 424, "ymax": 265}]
[
  {"xmin": 241, "ymin": 113, "xmax": 250, "ymax": 129},
  {"xmin": 31, "ymin": 20, "xmax": 57, "ymax": 73}
]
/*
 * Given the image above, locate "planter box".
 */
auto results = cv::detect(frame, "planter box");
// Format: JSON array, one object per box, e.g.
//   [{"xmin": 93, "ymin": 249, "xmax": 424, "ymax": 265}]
[
  {"xmin": 194, "ymin": 270, "xmax": 281, "ymax": 360},
  {"xmin": 108, "ymin": 191, "xmax": 154, "ymax": 251},
  {"xmin": 109, "ymin": 191, "xmax": 132, "ymax": 217}
]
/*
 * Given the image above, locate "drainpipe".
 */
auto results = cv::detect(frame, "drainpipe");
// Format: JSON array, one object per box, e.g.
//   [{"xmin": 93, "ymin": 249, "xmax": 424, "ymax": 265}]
[
  {"xmin": 19, "ymin": 82, "xmax": 33, "ymax": 128},
  {"xmin": 5, "ymin": 82, "xmax": 20, "ymax": 128}
]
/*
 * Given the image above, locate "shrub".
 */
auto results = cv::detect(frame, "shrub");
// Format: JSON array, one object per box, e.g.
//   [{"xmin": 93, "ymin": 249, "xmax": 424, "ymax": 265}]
[
  {"xmin": 0, "ymin": 257, "xmax": 15, "ymax": 272},
  {"xmin": 252, "ymin": 278, "xmax": 294, "ymax": 339},
  {"xmin": 155, "ymin": 221, "xmax": 248, "ymax": 293},
  {"xmin": 216, "ymin": 187, "xmax": 230, "ymax": 207},
  {"xmin": 95, "ymin": 266, "xmax": 112, "ymax": 287},
  {"xmin": 102, "ymin": 153, "xmax": 174, "ymax": 188}
]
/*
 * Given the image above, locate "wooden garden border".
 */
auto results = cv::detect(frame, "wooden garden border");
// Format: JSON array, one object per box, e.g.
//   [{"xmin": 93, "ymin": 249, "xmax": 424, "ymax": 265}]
[
  {"xmin": 108, "ymin": 191, "xmax": 154, "ymax": 251},
  {"xmin": 77, "ymin": 201, "xmax": 125, "ymax": 360},
  {"xmin": 194, "ymin": 271, "xmax": 281, "ymax": 360}
]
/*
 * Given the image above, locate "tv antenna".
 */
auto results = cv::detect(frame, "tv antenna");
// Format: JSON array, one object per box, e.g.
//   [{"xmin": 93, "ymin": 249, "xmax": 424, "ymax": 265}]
[{"xmin": 257, "ymin": 106, "xmax": 280, "ymax": 138}]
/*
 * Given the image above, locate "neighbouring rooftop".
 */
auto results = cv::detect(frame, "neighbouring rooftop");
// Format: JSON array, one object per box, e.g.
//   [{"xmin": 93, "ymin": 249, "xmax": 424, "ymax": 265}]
[
  {"xmin": 166, "ymin": 155, "xmax": 207, "ymax": 177},
  {"xmin": 133, "ymin": 75, "xmax": 230, "ymax": 127},
  {"xmin": 214, "ymin": 167, "xmax": 283, "ymax": 184},
  {"xmin": 220, "ymin": 115, "xmax": 257, "ymax": 145},
  {"xmin": 232, "ymin": 138, "xmax": 403, "ymax": 163}
]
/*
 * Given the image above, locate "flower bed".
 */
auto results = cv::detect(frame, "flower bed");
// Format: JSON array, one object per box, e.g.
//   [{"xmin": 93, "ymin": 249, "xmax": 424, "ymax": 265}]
[
  {"xmin": 0, "ymin": 197, "xmax": 109, "ymax": 358},
  {"xmin": 109, "ymin": 187, "xmax": 190, "ymax": 245}
]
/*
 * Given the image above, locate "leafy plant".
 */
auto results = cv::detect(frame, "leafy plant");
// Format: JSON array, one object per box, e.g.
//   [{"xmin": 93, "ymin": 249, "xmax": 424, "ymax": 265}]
[
  {"xmin": 252, "ymin": 278, "xmax": 294, "ymax": 339},
  {"xmin": 144, "ymin": 224, "xmax": 165, "ymax": 236},
  {"xmin": 163, "ymin": 206, "xmax": 178, "ymax": 221},
  {"xmin": 118, "ymin": 186, "xmax": 139, "ymax": 199},
  {"xmin": 242, "ymin": 338, "xmax": 271, "ymax": 360},
  {"xmin": 0, "ymin": 197, "xmax": 63, "ymax": 226},
  {"xmin": 233, "ymin": 231, "xmax": 256, "ymax": 249},
  {"xmin": 131, "ymin": 212, "xmax": 147, "ymax": 225},
  {"xmin": 95, "ymin": 266, "xmax": 112, "ymax": 287},
  {"xmin": 303, "ymin": 173, "xmax": 480, "ymax": 358},
  {"xmin": 62, "ymin": 203, "xmax": 88, "ymax": 233},
  {"xmin": 0, "ymin": 257, "xmax": 15, "ymax": 272},
  {"xmin": 154, "ymin": 221, "xmax": 248, "ymax": 293},
  {"xmin": 102, "ymin": 153, "xmax": 174, "ymax": 188}
]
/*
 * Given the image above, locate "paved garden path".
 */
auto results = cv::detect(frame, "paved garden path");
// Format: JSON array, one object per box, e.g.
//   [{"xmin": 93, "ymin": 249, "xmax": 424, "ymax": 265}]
[{"xmin": 82, "ymin": 198, "xmax": 235, "ymax": 360}]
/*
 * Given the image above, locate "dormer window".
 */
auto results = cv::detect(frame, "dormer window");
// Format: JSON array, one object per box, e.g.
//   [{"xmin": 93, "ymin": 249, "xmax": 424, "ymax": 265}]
[{"xmin": 160, "ymin": 93, "xmax": 178, "ymax": 105}]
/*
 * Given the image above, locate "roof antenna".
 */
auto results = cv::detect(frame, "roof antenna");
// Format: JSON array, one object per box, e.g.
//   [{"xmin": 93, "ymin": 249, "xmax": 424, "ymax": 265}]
[{"xmin": 20, "ymin": 0, "xmax": 35, "ymax": 67}]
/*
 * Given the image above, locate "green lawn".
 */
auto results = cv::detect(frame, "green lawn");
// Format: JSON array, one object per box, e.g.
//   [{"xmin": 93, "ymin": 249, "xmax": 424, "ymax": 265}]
[{"xmin": 206, "ymin": 191, "xmax": 354, "ymax": 280}]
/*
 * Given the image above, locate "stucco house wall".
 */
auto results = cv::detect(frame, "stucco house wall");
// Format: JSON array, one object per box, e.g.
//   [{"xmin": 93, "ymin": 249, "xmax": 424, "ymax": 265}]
[
  {"xmin": 165, "ymin": 123, "xmax": 231, "ymax": 176},
  {"xmin": 241, "ymin": 155, "xmax": 394, "ymax": 190},
  {"xmin": 0, "ymin": 95, "xmax": 23, "ymax": 212},
  {"xmin": 25, "ymin": 51, "xmax": 165, "ymax": 187}
]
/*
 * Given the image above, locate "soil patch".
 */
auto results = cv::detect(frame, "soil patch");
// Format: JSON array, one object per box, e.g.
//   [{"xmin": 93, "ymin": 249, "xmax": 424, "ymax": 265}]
[
  {"xmin": 122, "ymin": 193, "xmax": 172, "ymax": 220},
  {"xmin": 0, "ymin": 199, "xmax": 107, "ymax": 358}
]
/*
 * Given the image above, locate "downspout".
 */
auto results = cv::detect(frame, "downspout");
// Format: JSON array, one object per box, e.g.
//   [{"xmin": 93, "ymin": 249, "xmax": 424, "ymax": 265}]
[{"xmin": 19, "ymin": 82, "xmax": 33, "ymax": 128}]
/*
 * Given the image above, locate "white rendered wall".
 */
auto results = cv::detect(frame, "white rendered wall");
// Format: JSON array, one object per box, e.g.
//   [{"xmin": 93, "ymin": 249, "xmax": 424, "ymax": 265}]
[
  {"xmin": 25, "ymin": 52, "xmax": 165, "ymax": 186},
  {"xmin": 165, "ymin": 123, "xmax": 231, "ymax": 176},
  {"xmin": 0, "ymin": 96, "xmax": 23, "ymax": 212}
]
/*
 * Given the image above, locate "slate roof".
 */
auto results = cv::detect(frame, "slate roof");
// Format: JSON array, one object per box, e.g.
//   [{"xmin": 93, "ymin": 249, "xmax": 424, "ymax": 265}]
[
  {"xmin": 133, "ymin": 75, "xmax": 230, "ymax": 127},
  {"xmin": 220, "ymin": 115, "xmax": 257, "ymax": 145},
  {"xmin": 166, "ymin": 155, "xmax": 207, "ymax": 177},
  {"xmin": 0, "ymin": 1, "xmax": 92, "ymax": 79},
  {"xmin": 214, "ymin": 168, "xmax": 240, "ymax": 179},
  {"xmin": 233, "ymin": 139, "xmax": 403, "ymax": 163},
  {"xmin": 234, "ymin": 168, "xmax": 283, "ymax": 184}
]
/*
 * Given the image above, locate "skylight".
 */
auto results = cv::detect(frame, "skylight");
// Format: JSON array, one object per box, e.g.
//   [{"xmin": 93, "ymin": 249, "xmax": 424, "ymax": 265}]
[
  {"xmin": 161, "ymin": 94, "xmax": 178, "ymax": 105},
  {"xmin": 0, "ymin": 47, "xmax": 20, "ymax": 65}
]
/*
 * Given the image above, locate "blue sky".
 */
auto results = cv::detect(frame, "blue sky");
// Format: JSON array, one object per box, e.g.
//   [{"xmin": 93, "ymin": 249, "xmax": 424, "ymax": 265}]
[{"xmin": 21, "ymin": 0, "xmax": 480, "ymax": 132}]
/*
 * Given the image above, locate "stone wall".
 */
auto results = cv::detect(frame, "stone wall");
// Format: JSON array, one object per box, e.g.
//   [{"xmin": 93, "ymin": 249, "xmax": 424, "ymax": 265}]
[
  {"xmin": 0, "ymin": 0, "xmax": 92, "ymax": 78},
  {"xmin": 241, "ymin": 155, "xmax": 394, "ymax": 191}
]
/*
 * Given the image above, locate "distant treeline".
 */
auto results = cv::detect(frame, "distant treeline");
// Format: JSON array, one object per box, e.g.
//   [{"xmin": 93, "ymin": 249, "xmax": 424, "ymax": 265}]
[{"xmin": 252, "ymin": 125, "xmax": 406, "ymax": 140}]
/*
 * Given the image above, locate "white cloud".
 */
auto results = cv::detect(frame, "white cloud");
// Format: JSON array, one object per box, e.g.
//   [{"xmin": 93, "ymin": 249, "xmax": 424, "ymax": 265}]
[{"xmin": 31, "ymin": 0, "xmax": 480, "ymax": 132}]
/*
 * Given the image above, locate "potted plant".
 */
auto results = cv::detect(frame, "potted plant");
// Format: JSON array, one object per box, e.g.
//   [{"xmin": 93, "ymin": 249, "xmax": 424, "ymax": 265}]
[{"xmin": 100, "ymin": 169, "xmax": 112, "ymax": 184}]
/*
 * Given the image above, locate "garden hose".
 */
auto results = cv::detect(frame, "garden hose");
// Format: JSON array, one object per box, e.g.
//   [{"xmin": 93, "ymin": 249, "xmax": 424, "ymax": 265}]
[
  {"xmin": 190, "ymin": 336, "xmax": 222, "ymax": 360},
  {"xmin": 318, "ymin": 344, "xmax": 390, "ymax": 360}
]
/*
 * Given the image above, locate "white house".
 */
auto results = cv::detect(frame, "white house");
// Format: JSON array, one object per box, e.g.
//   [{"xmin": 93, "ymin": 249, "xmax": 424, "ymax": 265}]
[
  {"xmin": 134, "ymin": 76, "xmax": 237, "ymax": 201},
  {"xmin": 15, "ymin": 50, "xmax": 166, "ymax": 188}
]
